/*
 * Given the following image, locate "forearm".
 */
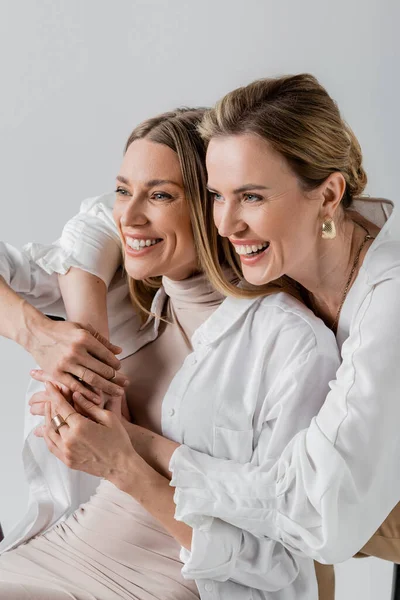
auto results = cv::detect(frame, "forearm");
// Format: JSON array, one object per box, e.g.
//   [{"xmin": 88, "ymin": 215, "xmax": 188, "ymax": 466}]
[
  {"xmin": 113, "ymin": 453, "xmax": 192, "ymax": 550},
  {"xmin": 0, "ymin": 275, "xmax": 49, "ymax": 349},
  {"xmin": 124, "ymin": 421, "xmax": 179, "ymax": 480},
  {"xmin": 58, "ymin": 268, "xmax": 109, "ymax": 338}
]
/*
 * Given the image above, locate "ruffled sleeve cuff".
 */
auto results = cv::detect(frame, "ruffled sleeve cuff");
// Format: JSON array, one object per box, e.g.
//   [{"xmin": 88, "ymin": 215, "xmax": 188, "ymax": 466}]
[{"xmin": 23, "ymin": 193, "xmax": 122, "ymax": 287}]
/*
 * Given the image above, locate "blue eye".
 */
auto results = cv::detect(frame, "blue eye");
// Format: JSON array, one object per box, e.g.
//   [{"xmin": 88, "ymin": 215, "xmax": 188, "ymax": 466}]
[
  {"xmin": 211, "ymin": 192, "xmax": 224, "ymax": 202},
  {"xmin": 115, "ymin": 187, "xmax": 129, "ymax": 196},
  {"xmin": 151, "ymin": 192, "xmax": 173, "ymax": 201},
  {"xmin": 244, "ymin": 193, "xmax": 263, "ymax": 203}
]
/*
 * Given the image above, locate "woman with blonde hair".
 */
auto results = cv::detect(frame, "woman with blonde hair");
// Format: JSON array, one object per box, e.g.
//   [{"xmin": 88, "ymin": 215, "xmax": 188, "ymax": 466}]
[
  {"xmin": 169, "ymin": 73, "xmax": 400, "ymax": 567},
  {"xmin": 0, "ymin": 107, "xmax": 338, "ymax": 599}
]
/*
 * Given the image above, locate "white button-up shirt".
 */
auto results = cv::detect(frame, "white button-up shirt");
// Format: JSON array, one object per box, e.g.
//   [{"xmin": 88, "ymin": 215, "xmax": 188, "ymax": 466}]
[
  {"xmin": 168, "ymin": 197, "xmax": 400, "ymax": 569},
  {"xmin": 0, "ymin": 194, "xmax": 340, "ymax": 599}
]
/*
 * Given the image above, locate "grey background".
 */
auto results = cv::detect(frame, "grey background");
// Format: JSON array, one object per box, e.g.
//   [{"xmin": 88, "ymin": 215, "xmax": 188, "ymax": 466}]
[{"xmin": 0, "ymin": 1, "xmax": 398, "ymax": 598}]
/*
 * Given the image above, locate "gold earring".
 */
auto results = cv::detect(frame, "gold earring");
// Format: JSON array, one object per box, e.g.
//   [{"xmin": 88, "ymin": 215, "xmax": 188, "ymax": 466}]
[{"xmin": 322, "ymin": 218, "xmax": 337, "ymax": 240}]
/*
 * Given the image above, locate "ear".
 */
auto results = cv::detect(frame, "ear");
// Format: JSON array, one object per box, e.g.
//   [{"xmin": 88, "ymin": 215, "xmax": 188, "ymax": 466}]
[{"xmin": 319, "ymin": 172, "xmax": 346, "ymax": 218}]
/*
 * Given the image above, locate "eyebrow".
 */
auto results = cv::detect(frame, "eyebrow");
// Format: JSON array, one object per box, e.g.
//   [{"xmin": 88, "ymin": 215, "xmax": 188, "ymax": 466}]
[
  {"xmin": 116, "ymin": 175, "xmax": 181, "ymax": 188},
  {"xmin": 207, "ymin": 183, "xmax": 270, "ymax": 194}
]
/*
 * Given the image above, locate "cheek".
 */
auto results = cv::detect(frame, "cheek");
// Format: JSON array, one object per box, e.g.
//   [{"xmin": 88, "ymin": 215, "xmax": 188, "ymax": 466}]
[
  {"xmin": 212, "ymin": 203, "xmax": 220, "ymax": 227},
  {"xmin": 112, "ymin": 202, "xmax": 123, "ymax": 227}
]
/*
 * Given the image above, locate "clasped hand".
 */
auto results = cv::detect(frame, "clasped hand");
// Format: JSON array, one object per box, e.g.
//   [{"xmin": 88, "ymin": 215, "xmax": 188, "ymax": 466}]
[{"xmin": 34, "ymin": 382, "xmax": 136, "ymax": 483}]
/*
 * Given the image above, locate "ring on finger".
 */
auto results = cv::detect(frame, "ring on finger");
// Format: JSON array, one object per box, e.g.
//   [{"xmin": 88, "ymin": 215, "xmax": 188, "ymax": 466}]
[
  {"xmin": 78, "ymin": 368, "xmax": 88, "ymax": 383},
  {"xmin": 51, "ymin": 414, "xmax": 67, "ymax": 434},
  {"xmin": 109, "ymin": 368, "xmax": 117, "ymax": 382},
  {"xmin": 64, "ymin": 412, "xmax": 76, "ymax": 424}
]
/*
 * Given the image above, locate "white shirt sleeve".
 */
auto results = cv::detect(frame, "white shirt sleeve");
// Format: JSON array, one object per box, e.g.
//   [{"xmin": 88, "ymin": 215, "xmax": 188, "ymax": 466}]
[
  {"xmin": 180, "ymin": 518, "xmax": 305, "ymax": 591},
  {"xmin": 24, "ymin": 193, "xmax": 122, "ymax": 287},
  {"xmin": 170, "ymin": 273, "xmax": 400, "ymax": 564},
  {"xmin": 0, "ymin": 241, "xmax": 61, "ymax": 309},
  {"xmin": 171, "ymin": 321, "xmax": 340, "ymax": 581}
]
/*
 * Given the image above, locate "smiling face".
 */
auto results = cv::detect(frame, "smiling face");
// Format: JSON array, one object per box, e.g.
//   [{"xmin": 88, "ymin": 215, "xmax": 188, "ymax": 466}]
[
  {"xmin": 206, "ymin": 133, "xmax": 325, "ymax": 286},
  {"xmin": 113, "ymin": 138, "xmax": 198, "ymax": 281}
]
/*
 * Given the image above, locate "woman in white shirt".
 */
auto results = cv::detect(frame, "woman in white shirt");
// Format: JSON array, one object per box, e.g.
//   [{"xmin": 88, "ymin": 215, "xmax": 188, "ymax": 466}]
[
  {"xmin": 0, "ymin": 108, "xmax": 339, "ymax": 599},
  {"xmin": 158, "ymin": 73, "xmax": 400, "ymax": 566}
]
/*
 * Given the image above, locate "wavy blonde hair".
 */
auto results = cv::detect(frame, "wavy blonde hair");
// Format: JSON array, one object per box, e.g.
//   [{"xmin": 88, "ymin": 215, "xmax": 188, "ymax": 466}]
[
  {"xmin": 199, "ymin": 73, "xmax": 367, "ymax": 208},
  {"xmin": 122, "ymin": 108, "xmax": 293, "ymax": 322},
  {"xmin": 197, "ymin": 73, "xmax": 367, "ymax": 300}
]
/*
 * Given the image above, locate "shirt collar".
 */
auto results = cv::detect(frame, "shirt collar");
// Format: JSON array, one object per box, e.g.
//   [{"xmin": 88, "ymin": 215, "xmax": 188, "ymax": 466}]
[
  {"xmin": 138, "ymin": 282, "xmax": 260, "ymax": 346},
  {"xmin": 191, "ymin": 295, "xmax": 260, "ymax": 347},
  {"xmin": 138, "ymin": 286, "xmax": 167, "ymax": 332}
]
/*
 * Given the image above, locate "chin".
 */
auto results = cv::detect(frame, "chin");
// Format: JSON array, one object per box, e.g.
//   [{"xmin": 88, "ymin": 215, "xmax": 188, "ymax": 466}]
[
  {"xmin": 124, "ymin": 265, "xmax": 160, "ymax": 281},
  {"xmin": 241, "ymin": 266, "xmax": 276, "ymax": 287}
]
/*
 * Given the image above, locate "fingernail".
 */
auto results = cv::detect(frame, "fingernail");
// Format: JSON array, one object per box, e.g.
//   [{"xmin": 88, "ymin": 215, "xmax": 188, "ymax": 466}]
[
  {"xmin": 116, "ymin": 388, "xmax": 125, "ymax": 395},
  {"xmin": 122, "ymin": 380, "xmax": 129, "ymax": 387},
  {"xmin": 30, "ymin": 370, "xmax": 37, "ymax": 376}
]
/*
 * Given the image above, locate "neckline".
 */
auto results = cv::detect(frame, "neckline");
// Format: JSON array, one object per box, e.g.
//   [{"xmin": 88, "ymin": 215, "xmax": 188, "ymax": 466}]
[{"xmin": 162, "ymin": 271, "xmax": 225, "ymax": 311}]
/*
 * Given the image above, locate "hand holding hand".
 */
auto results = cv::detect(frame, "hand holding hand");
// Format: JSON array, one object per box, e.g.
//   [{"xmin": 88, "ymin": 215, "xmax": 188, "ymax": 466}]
[
  {"xmin": 28, "ymin": 319, "xmax": 129, "ymax": 403},
  {"xmin": 35, "ymin": 382, "xmax": 136, "ymax": 482},
  {"xmin": 30, "ymin": 386, "xmax": 132, "ymax": 423}
]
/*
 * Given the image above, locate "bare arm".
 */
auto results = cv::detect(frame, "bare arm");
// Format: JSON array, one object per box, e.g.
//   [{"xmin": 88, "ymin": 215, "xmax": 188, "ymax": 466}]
[
  {"xmin": 0, "ymin": 274, "xmax": 48, "ymax": 348},
  {"xmin": 124, "ymin": 421, "xmax": 178, "ymax": 480},
  {"xmin": 0, "ymin": 273, "xmax": 127, "ymax": 401},
  {"xmin": 118, "ymin": 454, "xmax": 193, "ymax": 550},
  {"xmin": 58, "ymin": 268, "xmax": 109, "ymax": 339}
]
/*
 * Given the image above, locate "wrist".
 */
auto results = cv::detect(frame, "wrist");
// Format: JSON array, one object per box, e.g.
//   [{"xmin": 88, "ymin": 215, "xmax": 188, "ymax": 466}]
[
  {"xmin": 109, "ymin": 451, "xmax": 155, "ymax": 497},
  {"xmin": 15, "ymin": 301, "xmax": 49, "ymax": 351},
  {"xmin": 124, "ymin": 422, "xmax": 178, "ymax": 480}
]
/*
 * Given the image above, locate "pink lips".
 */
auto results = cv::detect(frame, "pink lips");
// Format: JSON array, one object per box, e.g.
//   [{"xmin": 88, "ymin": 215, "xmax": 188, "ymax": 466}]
[{"xmin": 238, "ymin": 245, "xmax": 270, "ymax": 265}]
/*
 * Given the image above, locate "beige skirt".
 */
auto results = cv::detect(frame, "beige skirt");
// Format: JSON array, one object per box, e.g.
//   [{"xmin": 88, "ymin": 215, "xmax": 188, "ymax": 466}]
[{"xmin": 0, "ymin": 480, "xmax": 199, "ymax": 600}]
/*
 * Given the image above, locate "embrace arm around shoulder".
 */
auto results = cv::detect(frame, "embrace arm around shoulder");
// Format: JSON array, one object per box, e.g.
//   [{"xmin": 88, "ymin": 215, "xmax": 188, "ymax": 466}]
[
  {"xmin": 26, "ymin": 193, "xmax": 122, "ymax": 288},
  {"xmin": 170, "ymin": 276, "xmax": 400, "ymax": 565}
]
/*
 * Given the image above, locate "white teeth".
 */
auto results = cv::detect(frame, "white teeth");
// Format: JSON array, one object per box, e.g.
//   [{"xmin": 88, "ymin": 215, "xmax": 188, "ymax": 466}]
[
  {"xmin": 126, "ymin": 237, "xmax": 160, "ymax": 250},
  {"xmin": 234, "ymin": 242, "xmax": 269, "ymax": 255}
]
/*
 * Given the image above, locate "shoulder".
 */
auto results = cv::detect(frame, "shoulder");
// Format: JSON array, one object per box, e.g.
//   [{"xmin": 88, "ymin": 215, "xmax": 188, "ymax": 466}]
[
  {"xmin": 254, "ymin": 292, "xmax": 337, "ymax": 355},
  {"xmin": 363, "ymin": 206, "xmax": 400, "ymax": 285},
  {"xmin": 363, "ymin": 241, "xmax": 400, "ymax": 286}
]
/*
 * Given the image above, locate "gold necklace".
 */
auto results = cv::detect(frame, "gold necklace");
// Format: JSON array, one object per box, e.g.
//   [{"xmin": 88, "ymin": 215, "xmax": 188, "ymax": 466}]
[{"xmin": 330, "ymin": 224, "xmax": 373, "ymax": 332}]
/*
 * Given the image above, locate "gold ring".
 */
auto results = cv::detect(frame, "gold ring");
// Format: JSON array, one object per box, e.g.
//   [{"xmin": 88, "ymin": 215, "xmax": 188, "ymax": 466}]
[
  {"xmin": 51, "ymin": 414, "xmax": 67, "ymax": 434},
  {"xmin": 109, "ymin": 369, "xmax": 117, "ymax": 382},
  {"xmin": 78, "ymin": 368, "xmax": 87, "ymax": 383},
  {"xmin": 64, "ymin": 412, "xmax": 76, "ymax": 424}
]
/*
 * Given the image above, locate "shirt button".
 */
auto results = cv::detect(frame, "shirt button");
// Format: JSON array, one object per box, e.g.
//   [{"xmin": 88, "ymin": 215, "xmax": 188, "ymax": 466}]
[
  {"xmin": 168, "ymin": 408, "xmax": 175, "ymax": 417},
  {"xmin": 204, "ymin": 583, "xmax": 213, "ymax": 592}
]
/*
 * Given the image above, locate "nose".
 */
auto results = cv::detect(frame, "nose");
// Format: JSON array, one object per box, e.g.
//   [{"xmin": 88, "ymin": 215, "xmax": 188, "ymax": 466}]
[
  {"xmin": 214, "ymin": 201, "xmax": 247, "ymax": 238},
  {"xmin": 120, "ymin": 196, "xmax": 148, "ymax": 227}
]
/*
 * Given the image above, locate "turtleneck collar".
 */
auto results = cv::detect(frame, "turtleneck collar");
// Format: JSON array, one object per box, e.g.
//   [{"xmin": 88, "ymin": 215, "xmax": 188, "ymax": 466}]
[{"xmin": 162, "ymin": 271, "xmax": 225, "ymax": 312}]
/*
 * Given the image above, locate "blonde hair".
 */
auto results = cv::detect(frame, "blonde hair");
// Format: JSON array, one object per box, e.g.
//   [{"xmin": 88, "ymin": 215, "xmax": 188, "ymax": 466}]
[
  {"xmin": 199, "ymin": 73, "xmax": 367, "ymax": 208},
  {"xmin": 122, "ymin": 109, "xmax": 293, "ymax": 322}
]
